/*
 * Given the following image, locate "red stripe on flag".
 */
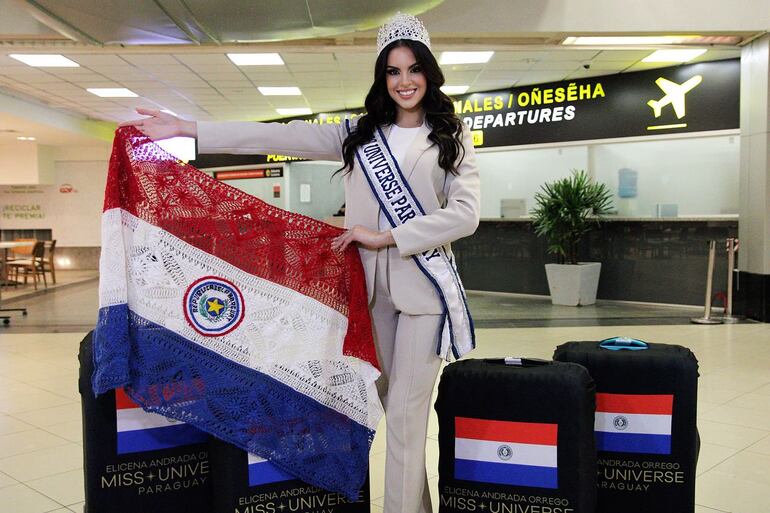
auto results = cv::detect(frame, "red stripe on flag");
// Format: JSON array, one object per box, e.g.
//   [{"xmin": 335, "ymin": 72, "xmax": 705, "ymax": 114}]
[
  {"xmin": 115, "ymin": 387, "xmax": 139, "ymax": 410},
  {"xmin": 455, "ymin": 417, "xmax": 557, "ymax": 446},
  {"xmin": 596, "ymin": 393, "xmax": 673, "ymax": 415},
  {"xmin": 103, "ymin": 127, "xmax": 378, "ymax": 370}
]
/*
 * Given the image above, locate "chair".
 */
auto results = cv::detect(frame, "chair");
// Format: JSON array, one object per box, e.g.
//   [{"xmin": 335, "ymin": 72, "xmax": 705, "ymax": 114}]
[
  {"xmin": 7, "ymin": 241, "xmax": 47, "ymax": 290},
  {"xmin": 43, "ymin": 240, "xmax": 57, "ymax": 284}
]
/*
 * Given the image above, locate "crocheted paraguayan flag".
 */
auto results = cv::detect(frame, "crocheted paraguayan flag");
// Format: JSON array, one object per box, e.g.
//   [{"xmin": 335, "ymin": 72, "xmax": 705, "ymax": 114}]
[{"xmin": 93, "ymin": 127, "xmax": 382, "ymax": 499}]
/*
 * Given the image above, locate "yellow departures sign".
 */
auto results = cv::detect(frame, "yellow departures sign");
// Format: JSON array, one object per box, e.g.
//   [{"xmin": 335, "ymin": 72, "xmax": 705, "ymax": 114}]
[{"xmin": 647, "ymin": 75, "xmax": 703, "ymax": 130}]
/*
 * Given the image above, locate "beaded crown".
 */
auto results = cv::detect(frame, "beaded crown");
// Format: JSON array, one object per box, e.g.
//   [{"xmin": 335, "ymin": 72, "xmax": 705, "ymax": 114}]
[{"xmin": 376, "ymin": 11, "xmax": 431, "ymax": 56}]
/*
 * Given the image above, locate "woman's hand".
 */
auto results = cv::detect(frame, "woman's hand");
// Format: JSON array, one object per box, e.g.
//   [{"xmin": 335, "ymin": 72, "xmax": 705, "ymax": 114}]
[
  {"xmin": 331, "ymin": 225, "xmax": 395, "ymax": 252},
  {"xmin": 118, "ymin": 108, "xmax": 198, "ymax": 140}
]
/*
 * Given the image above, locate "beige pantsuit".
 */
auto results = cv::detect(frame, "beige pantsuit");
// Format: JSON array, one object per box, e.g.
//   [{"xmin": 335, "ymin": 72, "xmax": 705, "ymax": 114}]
[{"xmin": 198, "ymin": 117, "xmax": 480, "ymax": 513}]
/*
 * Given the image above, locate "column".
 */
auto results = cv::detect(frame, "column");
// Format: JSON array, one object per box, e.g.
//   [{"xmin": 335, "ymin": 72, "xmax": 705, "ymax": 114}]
[{"xmin": 737, "ymin": 34, "xmax": 770, "ymax": 321}]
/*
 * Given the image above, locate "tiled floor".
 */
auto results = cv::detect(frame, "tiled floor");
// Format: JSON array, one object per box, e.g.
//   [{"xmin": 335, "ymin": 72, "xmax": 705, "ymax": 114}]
[
  {"xmin": 466, "ymin": 290, "xmax": 726, "ymax": 327},
  {"xmin": 0, "ymin": 287, "xmax": 768, "ymax": 512},
  {"xmin": 1, "ymin": 270, "xmax": 98, "ymax": 304},
  {"xmin": 0, "ymin": 273, "xmax": 99, "ymax": 333}
]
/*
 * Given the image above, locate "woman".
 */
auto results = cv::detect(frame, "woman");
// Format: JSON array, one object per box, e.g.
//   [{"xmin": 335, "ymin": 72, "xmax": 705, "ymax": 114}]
[{"xmin": 124, "ymin": 12, "xmax": 480, "ymax": 513}]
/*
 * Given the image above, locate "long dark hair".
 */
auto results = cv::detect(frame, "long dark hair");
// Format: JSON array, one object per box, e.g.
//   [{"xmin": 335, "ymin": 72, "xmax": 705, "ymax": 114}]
[{"xmin": 335, "ymin": 39, "xmax": 466, "ymax": 176}]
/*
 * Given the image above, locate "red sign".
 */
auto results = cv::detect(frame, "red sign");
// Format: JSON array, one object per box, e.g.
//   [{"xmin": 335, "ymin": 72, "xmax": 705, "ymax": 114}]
[{"xmin": 214, "ymin": 168, "xmax": 283, "ymax": 181}]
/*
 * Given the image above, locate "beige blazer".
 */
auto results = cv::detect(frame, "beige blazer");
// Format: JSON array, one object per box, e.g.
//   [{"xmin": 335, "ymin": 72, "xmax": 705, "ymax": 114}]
[{"xmin": 197, "ymin": 118, "xmax": 480, "ymax": 314}]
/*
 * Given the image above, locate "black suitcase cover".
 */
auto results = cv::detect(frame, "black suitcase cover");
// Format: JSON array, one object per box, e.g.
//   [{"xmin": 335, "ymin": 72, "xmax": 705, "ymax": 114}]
[
  {"xmin": 78, "ymin": 331, "xmax": 212, "ymax": 512},
  {"xmin": 208, "ymin": 436, "xmax": 370, "ymax": 513},
  {"xmin": 435, "ymin": 358, "xmax": 596, "ymax": 513},
  {"xmin": 553, "ymin": 338, "xmax": 699, "ymax": 513}
]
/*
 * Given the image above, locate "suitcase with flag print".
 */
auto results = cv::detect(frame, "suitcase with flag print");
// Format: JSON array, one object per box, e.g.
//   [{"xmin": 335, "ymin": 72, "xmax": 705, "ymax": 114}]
[
  {"xmin": 78, "ymin": 332, "xmax": 212, "ymax": 512},
  {"xmin": 208, "ymin": 436, "xmax": 370, "ymax": 513},
  {"xmin": 435, "ymin": 358, "xmax": 597, "ymax": 513},
  {"xmin": 553, "ymin": 337, "xmax": 699, "ymax": 513}
]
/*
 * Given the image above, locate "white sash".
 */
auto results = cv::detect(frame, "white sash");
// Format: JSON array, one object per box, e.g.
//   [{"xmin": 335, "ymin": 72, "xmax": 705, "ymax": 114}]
[{"xmin": 346, "ymin": 120, "xmax": 475, "ymax": 361}]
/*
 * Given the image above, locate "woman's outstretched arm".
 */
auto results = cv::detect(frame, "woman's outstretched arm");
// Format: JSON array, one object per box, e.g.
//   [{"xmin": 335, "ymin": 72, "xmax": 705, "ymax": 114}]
[
  {"xmin": 197, "ymin": 119, "xmax": 345, "ymax": 161},
  {"xmin": 120, "ymin": 108, "xmax": 346, "ymax": 162}
]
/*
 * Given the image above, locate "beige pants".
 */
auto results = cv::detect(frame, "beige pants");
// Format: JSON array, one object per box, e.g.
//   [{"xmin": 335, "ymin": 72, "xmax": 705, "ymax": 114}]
[{"xmin": 371, "ymin": 248, "xmax": 443, "ymax": 513}]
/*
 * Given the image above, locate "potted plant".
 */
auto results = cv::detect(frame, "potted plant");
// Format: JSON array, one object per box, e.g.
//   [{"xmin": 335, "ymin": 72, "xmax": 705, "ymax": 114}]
[{"xmin": 531, "ymin": 169, "xmax": 614, "ymax": 306}]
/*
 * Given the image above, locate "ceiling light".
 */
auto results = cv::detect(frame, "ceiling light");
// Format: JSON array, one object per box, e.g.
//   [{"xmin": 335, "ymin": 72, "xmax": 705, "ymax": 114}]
[
  {"xmin": 258, "ymin": 87, "xmax": 302, "ymax": 96},
  {"xmin": 439, "ymin": 52, "xmax": 494, "ymax": 65},
  {"xmin": 562, "ymin": 36, "xmax": 702, "ymax": 46},
  {"xmin": 227, "ymin": 53, "xmax": 284, "ymax": 66},
  {"xmin": 9, "ymin": 54, "xmax": 80, "ymax": 67},
  {"xmin": 87, "ymin": 88, "xmax": 138, "ymax": 98},
  {"xmin": 642, "ymin": 49, "xmax": 707, "ymax": 62},
  {"xmin": 16, "ymin": 136, "xmax": 36, "ymax": 141},
  {"xmin": 441, "ymin": 85, "xmax": 470, "ymax": 95},
  {"xmin": 276, "ymin": 108, "xmax": 312, "ymax": 116}
]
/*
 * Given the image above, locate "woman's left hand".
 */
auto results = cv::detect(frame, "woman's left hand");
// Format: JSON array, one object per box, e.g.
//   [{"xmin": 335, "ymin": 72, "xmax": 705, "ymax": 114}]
[{"xmin": 331, "ymin": 225, "xmax": 395, "ymax": 252}]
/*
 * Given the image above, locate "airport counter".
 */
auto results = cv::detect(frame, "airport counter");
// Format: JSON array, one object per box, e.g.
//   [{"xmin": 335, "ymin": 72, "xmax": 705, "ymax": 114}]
[{"xmin": 452, "ymin": 217, "xmax": 738, "ymax": 306}]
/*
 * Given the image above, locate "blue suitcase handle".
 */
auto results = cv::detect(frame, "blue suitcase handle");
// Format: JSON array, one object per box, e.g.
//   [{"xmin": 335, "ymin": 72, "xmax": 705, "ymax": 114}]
[{"xmin": 599, "ymin": 337, "xmax": 649, "ymax": 350}]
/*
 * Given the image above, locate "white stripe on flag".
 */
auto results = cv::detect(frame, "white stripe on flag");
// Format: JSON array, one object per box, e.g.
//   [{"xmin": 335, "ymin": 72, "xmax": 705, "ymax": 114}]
[
  {"xmin": 101, "ymin": 209, "xmax": 348, "ymax": 363},
  {"xmin": 455, "ymin": 438, "xmax": 557, "ymax": 468},
  {"xmin": 100, "ymin": 208, "xmax": 382, "ymax": 431},
  {"xmin": 595, "ymin": 412, "xmax": 672, "ymax": 435},
  {"xmin": 116, "ymin": 407, "xmax": 184, "ymax": 432}
]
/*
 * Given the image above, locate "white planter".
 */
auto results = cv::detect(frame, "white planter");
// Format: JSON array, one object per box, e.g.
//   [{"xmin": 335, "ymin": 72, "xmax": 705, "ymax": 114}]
[{"xmin": 545, "ymin": 262, "xmax": 602, "ymax": 306}]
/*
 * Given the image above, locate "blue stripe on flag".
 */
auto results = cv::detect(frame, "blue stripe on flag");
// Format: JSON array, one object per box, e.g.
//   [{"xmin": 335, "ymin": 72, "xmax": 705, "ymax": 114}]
[
  {"xmin": 117, "ymin": 423, "xmax": 208, "ymax": 454},
  {"xmin": 455, "ymin": 459, "xmax": 558, "ymax": 489},
  {"xmin": 595, "ymin": 431, "xmax": 672, "ymax": 454},
  {"xmin": 93, "ymin": 303, "xmax": 374, "ymax": 501},
  {"xmin": 249, "ymin": 461, "xmax": 296, "ymax": 487}
]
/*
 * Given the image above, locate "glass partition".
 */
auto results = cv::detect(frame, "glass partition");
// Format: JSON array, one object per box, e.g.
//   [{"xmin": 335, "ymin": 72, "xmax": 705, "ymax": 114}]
[
  {"xmin": 475, "ymin": 146, "xmax": 587, "ymax": 218},
  {"xmin": 592, "ymin": 135, "xmax": 739, "ymax": 217},
  {"xmin": 476, "ymin": 134, "xmax": 739, "ymax": 218}
]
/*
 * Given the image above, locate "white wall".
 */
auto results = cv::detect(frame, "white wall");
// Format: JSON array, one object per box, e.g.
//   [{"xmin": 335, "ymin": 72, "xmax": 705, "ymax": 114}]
[
  {"xmin": 0, "ymin": 159, "xmax": 107, "ymax": 246},
  {"xmin": 0, "ymin": 143, "xmax": 57, "ymax": 185}
]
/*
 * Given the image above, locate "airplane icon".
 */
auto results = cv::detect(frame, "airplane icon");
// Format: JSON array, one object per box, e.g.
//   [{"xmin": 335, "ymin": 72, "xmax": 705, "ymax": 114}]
[{"xmin": 647, "ymin": 75, "xmax": 703, "ymax": 119}]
